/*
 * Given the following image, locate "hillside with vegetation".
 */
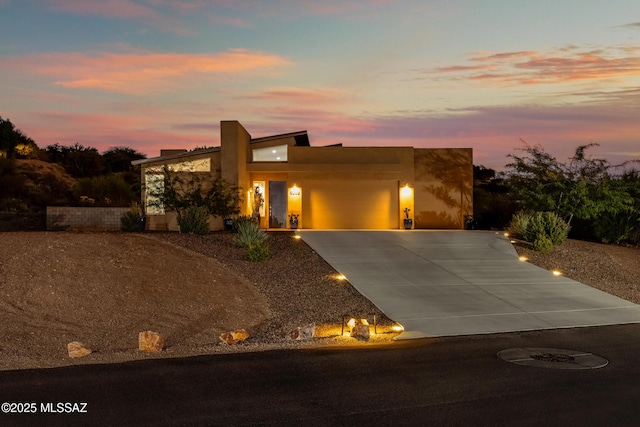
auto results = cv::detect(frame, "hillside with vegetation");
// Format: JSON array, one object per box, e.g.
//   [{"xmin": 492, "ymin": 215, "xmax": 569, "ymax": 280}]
[{"xmin": 0, "ymin": 116, "xmax": 146, "ymax": 229}]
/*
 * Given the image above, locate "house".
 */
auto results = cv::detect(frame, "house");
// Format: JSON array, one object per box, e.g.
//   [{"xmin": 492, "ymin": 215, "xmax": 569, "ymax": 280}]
[{"xmin": 132, "ymin": 120, "xmax": 473, "ymax": 231}]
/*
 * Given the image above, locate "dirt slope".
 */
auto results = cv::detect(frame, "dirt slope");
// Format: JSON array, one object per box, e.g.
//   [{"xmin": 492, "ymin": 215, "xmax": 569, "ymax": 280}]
[{"xmin": 0, "ymin": 232, "xmax": 271, "ymax": 370}]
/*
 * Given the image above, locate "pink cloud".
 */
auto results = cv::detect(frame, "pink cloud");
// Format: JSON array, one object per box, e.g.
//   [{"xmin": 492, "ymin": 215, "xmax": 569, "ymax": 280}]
[
  {"xmin": 0, "ymin": 48, "xmax": 290, "ymax": 95},
  {"xmin": 425, "ymin": 45, "xmax": 640, "ymax": 86}
]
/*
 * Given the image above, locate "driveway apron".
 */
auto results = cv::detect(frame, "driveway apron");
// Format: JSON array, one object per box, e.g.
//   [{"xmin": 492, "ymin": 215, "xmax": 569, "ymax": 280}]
[{"xmin": 298, "ymin": 230, "xmax": 640, "ymax": 339}]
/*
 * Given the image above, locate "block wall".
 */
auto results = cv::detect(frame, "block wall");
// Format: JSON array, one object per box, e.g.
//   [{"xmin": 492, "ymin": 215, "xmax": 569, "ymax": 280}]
[{"xmin": 46, "ymin": 207, "xmax": 130, "ymax": 231}]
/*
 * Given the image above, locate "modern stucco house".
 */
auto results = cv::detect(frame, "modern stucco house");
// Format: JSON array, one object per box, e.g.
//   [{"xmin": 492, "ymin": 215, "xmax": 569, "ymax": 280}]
[{"xmin": 133, "ymin": 120, "xmax": 473, "ymax": 231}]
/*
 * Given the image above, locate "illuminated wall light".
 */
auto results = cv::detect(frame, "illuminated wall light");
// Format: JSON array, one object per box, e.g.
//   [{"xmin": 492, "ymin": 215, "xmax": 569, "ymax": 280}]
[
  {"xmin": 400, "ymin": 184, "xmax": 412, "ymax": 198},
  {"xmin": 392, "ymin": 324, "xmax": 404, "ymax": 332},
  {"xmin": 552, "ymin": 270, "xmax": 562, "ymax": 276},
  {"xmin": 518, "ymin": 256, "xmax": 528, "ymax": 262},
  {"xmin": 289, "ymin": 184, "xmax": 301, "ymax": 197}
]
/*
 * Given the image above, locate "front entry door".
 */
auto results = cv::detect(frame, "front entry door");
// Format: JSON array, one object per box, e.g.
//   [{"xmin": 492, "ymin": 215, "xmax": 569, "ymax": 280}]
[{"xmin": 268, "ymin": 181, "xmax": 287, "ymax": 228}]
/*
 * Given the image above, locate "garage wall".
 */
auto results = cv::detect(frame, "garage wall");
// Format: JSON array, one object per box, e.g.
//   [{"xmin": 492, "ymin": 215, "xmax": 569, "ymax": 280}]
[{"xmin": 303, "ymin": 180, "xmax": 398, "ymax": 229}]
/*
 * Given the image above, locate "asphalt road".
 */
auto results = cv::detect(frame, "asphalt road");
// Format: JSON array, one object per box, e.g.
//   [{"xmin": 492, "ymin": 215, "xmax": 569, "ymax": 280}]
[{"xmin": 2, "ymin": 324, "xmax": 640, "ymax": 426}]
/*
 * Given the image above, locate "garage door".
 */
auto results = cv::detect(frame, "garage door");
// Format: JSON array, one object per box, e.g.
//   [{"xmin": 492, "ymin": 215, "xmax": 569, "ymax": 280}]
[{"xmin": 303, "ymin": 180, "xmax": 398, "ymax": 229}]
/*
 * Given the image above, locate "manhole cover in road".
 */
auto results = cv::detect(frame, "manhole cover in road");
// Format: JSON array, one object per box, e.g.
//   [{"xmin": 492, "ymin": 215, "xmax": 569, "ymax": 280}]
[{"xmin": 498, "ymin": 348, "xmax": 608, "ymax": 370}]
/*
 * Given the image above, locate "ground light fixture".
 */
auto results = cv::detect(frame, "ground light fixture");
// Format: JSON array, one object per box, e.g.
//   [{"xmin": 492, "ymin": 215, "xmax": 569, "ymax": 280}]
[
  {"xmin": 293, "ymin": 235, "xmax": 301, "ymax": 240},
  {"xmin": 552, "ymin": 270, "xmax": 563, "ymax": 276},
  {"xmin": 392, "ymin": 324, "xmax": 404, "ymax": 332},
  {"xmin": 519, "ymin": 256, "xmax": 528, "ymax": 262},
  {"xmin": 334, "ymin": 274, "xmax": 347, "ymax": 281}
]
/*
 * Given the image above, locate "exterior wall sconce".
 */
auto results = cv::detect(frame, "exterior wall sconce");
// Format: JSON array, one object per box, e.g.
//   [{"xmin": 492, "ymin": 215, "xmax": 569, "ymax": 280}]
[
  {"xmin": 400, "ymin": 184, "xmax": 412, "ymax": 198},
  {"xmin": 289, "ymin": 184, "xmax": 301, "ymax": 197}
]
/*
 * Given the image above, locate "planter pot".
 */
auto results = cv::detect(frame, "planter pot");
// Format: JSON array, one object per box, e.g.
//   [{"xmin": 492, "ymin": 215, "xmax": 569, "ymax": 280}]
[
  {"xmin": 404, "ymin": 219, "xmax": 413, "ymax": 230},
  {"xmin": 289, "ymin": 219, "xmax": 298, "ymax": 230}
]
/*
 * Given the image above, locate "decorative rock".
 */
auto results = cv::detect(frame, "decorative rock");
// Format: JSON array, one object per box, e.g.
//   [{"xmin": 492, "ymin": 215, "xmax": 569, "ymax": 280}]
[
  {"xmin": 219, "ymin": 329, "xmax": 249, "ymax": 345},
  {"xmin": 67, "ymin": 341, "xmax": 92, "ymax": 358},
  {"xmin": 288, "ymin": 323, "xmax": 315, "ymax": 341},
  {"xmin": 138, "ymin": 330, "xmax": 164, "ymax": 352},
  {"xmin": 350, "ymin": 323, "xmax": 370, "ymax": 340}
]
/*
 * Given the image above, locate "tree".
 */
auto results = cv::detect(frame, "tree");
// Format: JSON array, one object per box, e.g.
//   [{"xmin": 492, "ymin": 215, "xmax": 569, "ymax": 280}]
[
  {"xmin": 102, "ymin": 146, "xmax": 145, "ymax": 173},
  {"xmin": 0, "ymin": 116, "xmax": 39, "ymax": 159},
  {"xmin": 147, "ymin": 165, "xmax": 242, "ymax": 233},
  {"xmin": 472, "ymin": 165, "xmax": 517, "ymax": 230},
  {"xmin": 45, "ymin": 143, "xmax": 105, "ymax": 178},
  {"xmin": 506, "ymin": 142, "xmax": 636, "ymax": 223},
  {"xmin": 505, "ymin": 141, "xmax": 640, "ymax": 242}
]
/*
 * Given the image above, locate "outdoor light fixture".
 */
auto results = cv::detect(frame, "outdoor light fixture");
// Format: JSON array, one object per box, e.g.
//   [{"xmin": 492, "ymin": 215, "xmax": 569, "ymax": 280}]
[
  {"xmin": 400, "ymin": 184, "xmax": 412, "ymax": 198},
  {"xmin": 519, "ymin": 256, "xmax": 528, "ymax": 262},
  {"xmin": 335, "ymin": 274, "xmax": 347, "ymax": 281},
  {"xmin": 552, "ymin": 270, "xmax": 562, "ymax": 276},
  {"xmin": 392, "ymin": 324, "xmax": 404, "ymax": 332},
  {"xmin": 504, "ymin": 232, "xmax": 510, "ymax": 237},
  {"xmin": 293, "ymin": 235, "xmax": 301, "ymax": 240},
  {"xmin": 289, "ymin": 184, "xmax": 301, "ymax": 197}
]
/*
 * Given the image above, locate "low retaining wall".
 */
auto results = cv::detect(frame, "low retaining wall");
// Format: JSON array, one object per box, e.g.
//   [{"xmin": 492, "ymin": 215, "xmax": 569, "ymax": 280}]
[{"xmin": 46, "ymin": 207, "xmax": 130, "ymax": 231}]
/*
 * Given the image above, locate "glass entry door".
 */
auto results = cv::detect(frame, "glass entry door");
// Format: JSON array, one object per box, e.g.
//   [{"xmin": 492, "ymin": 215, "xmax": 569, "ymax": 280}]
[{"xmin": 268, "ymin": 181, "xmax": 288, "ymax": 228}]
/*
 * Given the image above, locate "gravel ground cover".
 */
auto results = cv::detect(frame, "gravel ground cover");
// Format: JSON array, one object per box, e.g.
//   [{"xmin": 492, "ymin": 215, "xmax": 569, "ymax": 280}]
[{"xmin": 0, "ymin": 230, "xmax": 638, "ymax": 371}]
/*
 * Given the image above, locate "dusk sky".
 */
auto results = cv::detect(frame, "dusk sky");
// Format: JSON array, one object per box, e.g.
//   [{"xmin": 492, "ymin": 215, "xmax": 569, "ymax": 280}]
[{"xmin": 1, "ymin": 0, "xmax": 639, "ymax": 169}]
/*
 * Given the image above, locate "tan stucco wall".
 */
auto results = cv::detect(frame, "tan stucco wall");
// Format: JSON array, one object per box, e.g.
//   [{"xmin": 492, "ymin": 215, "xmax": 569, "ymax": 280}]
[{"xmin": 413, "ymin": 148, "xmax": 473, "ymax": 229}]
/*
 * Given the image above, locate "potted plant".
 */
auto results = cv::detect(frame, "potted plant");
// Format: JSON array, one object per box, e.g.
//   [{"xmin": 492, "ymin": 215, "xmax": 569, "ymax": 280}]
[
  {"xmin": 403, "ymin": 207, "xmax": 413, "ymax": 230},
  {"xmin": 289, "ymin": 213, "xmax": 299, "ymax": 230}
]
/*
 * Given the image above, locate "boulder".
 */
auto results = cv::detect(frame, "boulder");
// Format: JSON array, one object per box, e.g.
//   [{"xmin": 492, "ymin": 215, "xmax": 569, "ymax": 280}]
[
  {"xmin": 138, "ymin": 330, "xmax": 164, "ymax": 352},
  {"xmin": 67, "ymin": 341, "xmax": 92, "ymax": 358},
  {"xmin": 219, "ymin": 329, "xmax": 249, "ymax": 345},
  {"xmin": 288, "ymin": 323, "xmax": 315, "ymax": 341},
  {"xmin": 350, "ymin": 324, "xmax": 370, "ymax": 340}
]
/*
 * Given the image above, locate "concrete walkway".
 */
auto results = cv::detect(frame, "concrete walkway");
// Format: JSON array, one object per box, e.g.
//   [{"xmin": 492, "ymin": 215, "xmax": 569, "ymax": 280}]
[{"xmin": 298, "ymin": 230, "xmax": 640, "ymax": 339}]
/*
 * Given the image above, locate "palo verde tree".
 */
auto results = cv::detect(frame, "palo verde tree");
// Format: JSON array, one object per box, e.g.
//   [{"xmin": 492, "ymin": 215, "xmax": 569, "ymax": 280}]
[
  {"xmin": 505, "ymin": 141, "xmax": 640, "ymax": 242},
  {"xmin": 147, "ymin": 165, "xmax": 242, "ymax": 234}
]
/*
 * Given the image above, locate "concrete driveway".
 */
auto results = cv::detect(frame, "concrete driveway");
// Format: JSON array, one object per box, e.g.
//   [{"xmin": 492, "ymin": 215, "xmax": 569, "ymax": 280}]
[{"xmin": 298, "ymin": 230, "xmax": 640, "ymax": 339}]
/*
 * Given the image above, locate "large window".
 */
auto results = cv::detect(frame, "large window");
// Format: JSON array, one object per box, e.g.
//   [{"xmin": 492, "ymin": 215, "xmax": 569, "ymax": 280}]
[
  {"xmin": 252, "ymin": 145, "xmax": 287, "ymax": 162},
  {"xmin": 145, "ymin": 174, "xmax": 164, "ymax": 214}
]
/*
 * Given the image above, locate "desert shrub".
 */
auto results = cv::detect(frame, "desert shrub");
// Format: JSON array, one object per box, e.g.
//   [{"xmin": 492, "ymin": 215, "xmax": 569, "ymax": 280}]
[
  {"xmin": 532, "ymin": 233, "xmax": 554, "ymax": 253},
  {"xmin": 234, "ymin": 220, "xmax": 268, "ymax": 248},
  {"xmin": 231, "ymin": 215, "xmax": 257, "ymax": 233},
  {"xmin": 177, "ymin": 206, "xmax": 210, "ymax": 235},
  {"xmin": 76, "ymin": 174, "xmax": 135, "ymax": 206},
  {"xmin": 524, "ymin": 212, "xmax": 570, "ymax": 247},
  {"xmin": 593, "ymin": 210, "xmax": 639, "ymax": 244},
  {"xmin": 508, "ymin": 211, "xmax": 531, "ymax": 239},
  {"xmin": 246, "ymin": 241, "xmax": 270, "ymax": 262},
  {"xmin": 121, "ymin": 209, "xmax": 142, "ymax": 232}
]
